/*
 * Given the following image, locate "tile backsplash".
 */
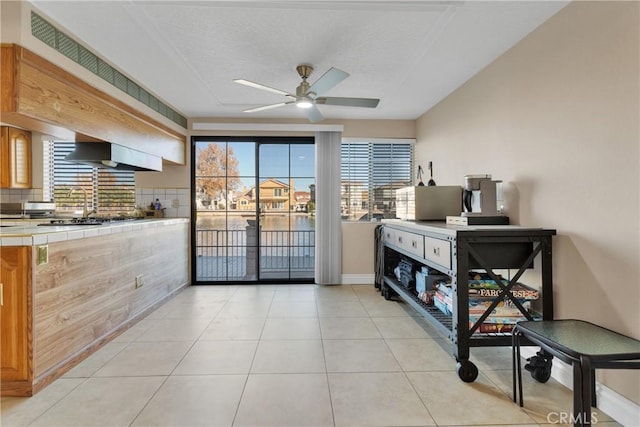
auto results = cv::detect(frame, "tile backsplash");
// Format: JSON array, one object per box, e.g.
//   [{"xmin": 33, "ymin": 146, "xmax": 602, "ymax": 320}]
[
  {"xmin": 0, "ymin": 187, "xmax": 190, "ymax": 219},
  {"xmin": 0, "ymin": 188, "xmax": 45, "ymax": 202}
]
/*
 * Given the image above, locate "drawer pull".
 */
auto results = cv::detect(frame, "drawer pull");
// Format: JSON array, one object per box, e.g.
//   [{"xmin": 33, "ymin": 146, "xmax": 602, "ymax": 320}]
[
  {"xmin": 412, "ymin": 240, "xmax": 417, "ymax": 248},
  {"xmin": 433, "ymin": 247, "xmax": 440, "ymax": 256},
  {"xmin": 398, "ymin": 236, "xmax": 403, "ymax": 244}
]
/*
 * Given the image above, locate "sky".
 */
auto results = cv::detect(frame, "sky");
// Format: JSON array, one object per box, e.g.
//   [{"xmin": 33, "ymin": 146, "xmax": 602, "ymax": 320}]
[{"xmin": 196, "ymin": 141, "xmax": 315, "ymax": 193}]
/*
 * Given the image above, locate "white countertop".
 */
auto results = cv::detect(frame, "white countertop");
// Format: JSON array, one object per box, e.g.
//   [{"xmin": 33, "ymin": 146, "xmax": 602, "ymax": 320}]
[{"xmin": 0, "ymin": 218, "xmax": 189, "ymax": 246}]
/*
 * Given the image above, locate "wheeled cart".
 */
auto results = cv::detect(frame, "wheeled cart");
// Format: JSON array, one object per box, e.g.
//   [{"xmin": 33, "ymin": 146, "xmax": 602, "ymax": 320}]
[{"xmin": 377, "ymin": 220, "xmax": 556, "ymax": 382}]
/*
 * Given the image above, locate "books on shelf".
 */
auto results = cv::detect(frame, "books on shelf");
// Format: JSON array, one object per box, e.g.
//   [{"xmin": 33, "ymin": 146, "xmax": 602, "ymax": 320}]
[
  {"xmin": 468, "ymin": 313, "xmax": 541, "ymax": 334},
  {"xmin": 469, "ymin": 317, "xmax": 517, "ymax": 334},
  {"xmin": 468, "ymin": 299, "xmax": 531, "ymax": 317},
  {"xmin": 433, "ymin": 290, "xmax": 452, "ymax": 316},
  {"xmin": 428, "ymin": 273, "xmax": 540, "ymax": 319}
]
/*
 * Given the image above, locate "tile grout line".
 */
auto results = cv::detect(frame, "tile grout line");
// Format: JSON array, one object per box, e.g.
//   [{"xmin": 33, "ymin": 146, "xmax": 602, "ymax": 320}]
[{"xmin": 230, "ymin": 286, "xmax": 276, "ymax": 427}]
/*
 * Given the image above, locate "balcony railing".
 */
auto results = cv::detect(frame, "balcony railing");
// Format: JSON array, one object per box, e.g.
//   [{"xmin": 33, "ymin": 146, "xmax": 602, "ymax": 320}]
[{"xmin": 195, "ymin": 229, "xmax": 315, "ymax": 280}]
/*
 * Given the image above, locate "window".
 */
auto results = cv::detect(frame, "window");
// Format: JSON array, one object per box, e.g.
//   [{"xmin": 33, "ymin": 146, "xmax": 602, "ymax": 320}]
[
  {"xmin": 274, "ymin": 188, "xmax": 282, "ymax": 197},
  {"xmin": 44, "ymin": 141, "xmax": 135, "ymax": 215},
  {"xmin": 341, "ymin": 140, "xmax": 414, "ymax": 221}
]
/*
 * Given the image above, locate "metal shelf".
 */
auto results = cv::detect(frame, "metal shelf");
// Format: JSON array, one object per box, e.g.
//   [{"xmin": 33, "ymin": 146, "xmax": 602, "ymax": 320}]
[{"xmin": 378, "ymin": 221, "xmax": 556, "ymax": 382}]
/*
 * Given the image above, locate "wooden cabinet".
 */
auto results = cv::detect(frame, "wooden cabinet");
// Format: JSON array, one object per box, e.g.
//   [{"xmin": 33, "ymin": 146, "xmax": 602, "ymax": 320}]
[
  {"xmin": 0, "ymin": 246, "xmax": 33, "ymax": 393},
  {"xmin": 1, "ymin": 126, "xmax": 32, "ymax": 188}
]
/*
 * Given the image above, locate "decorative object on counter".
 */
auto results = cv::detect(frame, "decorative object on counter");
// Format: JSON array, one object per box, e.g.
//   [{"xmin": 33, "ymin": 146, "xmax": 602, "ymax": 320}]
[
  {"xmin": 144, "ymin": 200, "xmax": 166, "ymax": 218},
  {"xmin": 427, "ymin": 161, "xmax": 436, "ymax": 186},
  {"xmin": 417, "ymin": 165, "xmax": 425, "ymax": 186}
]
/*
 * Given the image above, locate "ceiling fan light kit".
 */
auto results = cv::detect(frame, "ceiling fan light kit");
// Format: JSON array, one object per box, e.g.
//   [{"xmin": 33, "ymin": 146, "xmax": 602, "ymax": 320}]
[
  {"xmin": 234, "ymin": 64, "xmax": 380, "ymax": 122},
  {"xmin": 296, "ymin": 98, "xmax": 313, "ymax": 109}
]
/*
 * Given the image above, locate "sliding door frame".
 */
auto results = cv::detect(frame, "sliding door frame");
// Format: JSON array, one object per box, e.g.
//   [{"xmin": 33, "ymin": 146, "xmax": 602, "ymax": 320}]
[{"xmin": 190, "ymin": 135, "xmax": 315, "ymax": 285}]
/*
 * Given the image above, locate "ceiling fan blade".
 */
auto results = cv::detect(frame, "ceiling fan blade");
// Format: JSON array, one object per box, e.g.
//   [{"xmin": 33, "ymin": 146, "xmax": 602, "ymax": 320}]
[
  {"xmin": 308, "ymin": 67, "xmax": 349, "ymax": 96},
  {"xmin": 244, "ymin": 101, "xmax": 293, "ymax": 113},
  {"xmin": 316, "ymin": 97, "xmax": 380, "ymax": 108},
  {"xmin": 234, "ymin": 79, "xmax": 293, "ymax": 97},
  {"xmin": 304, "ymin": 104, "xmax": 324, "ymax": 123}
]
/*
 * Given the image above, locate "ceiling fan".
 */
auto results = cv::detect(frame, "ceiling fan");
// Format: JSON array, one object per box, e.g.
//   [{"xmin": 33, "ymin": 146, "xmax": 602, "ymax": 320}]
[{"xmin": 233, "ymin": 65, "xmax": 380, "ymax": 122}]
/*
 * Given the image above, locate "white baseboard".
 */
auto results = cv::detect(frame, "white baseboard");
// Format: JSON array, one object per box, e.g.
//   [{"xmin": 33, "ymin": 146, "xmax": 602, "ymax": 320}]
[
  {"xmin": 341, "ymin": 274, "xmax": 375, "ymax": 285},
  {"xmin": 520, "ymin": 347, "xmax": 640, "ymax": 426}
]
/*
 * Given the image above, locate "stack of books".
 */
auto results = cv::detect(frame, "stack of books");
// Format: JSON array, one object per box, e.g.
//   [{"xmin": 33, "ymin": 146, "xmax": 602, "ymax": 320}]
[{"xmin": 431, "ymin": 273, "xmax": 540, "ymax": 333}]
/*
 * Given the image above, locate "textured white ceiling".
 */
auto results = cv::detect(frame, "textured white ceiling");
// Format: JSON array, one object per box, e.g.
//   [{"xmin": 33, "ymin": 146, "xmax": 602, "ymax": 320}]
[{"xmin": 31, "ymin": 1, "xmax": 568, "ymax": 122}]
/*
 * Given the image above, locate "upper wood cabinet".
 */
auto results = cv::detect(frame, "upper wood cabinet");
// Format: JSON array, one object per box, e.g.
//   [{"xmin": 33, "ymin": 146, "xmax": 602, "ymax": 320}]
[{"xmin": 0, "ymin": 126, "xmax": 32, "ymax": 189}]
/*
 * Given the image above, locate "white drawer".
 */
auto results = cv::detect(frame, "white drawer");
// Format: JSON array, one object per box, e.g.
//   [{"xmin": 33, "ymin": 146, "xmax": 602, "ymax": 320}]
[
  {"xmin": 395, "ymin": 229, "xmax": 424, "ymax": 258},
  {"xmin": 424, "ymin": 236, "xmax": 451, "ymax": 270},
  {"xmin": 382, "ymin": 227, "xmax": 397, "ymax": 245}
]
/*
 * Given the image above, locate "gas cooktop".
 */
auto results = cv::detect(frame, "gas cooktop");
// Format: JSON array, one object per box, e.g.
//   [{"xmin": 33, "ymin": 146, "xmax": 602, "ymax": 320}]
[{"xmin": 37, "ymin": 217, "xmax": 142, "ymax": 226}]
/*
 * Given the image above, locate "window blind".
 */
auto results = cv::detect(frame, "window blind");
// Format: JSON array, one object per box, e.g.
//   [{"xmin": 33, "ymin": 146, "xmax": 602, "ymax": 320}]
[
  {"xmin": 46, "ymin": 141, "xmax": 135, "ymax": 215},
  {"xmin": 341, "ymin": 141, "xmax": 413, "ymax": 221}
]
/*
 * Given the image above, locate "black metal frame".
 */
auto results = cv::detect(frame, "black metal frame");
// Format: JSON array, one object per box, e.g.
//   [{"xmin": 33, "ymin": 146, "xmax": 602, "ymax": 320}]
[
  {"xmin": 380, "ymin": 221, "xmax": 556, "ymax": 381},
  {"xmin": 513, "ymin": 320, "xmax": 640, "ymax": 427},
  {"xmin": 190, "ymin": 136, "xmax": 315, "ymax": 285}
]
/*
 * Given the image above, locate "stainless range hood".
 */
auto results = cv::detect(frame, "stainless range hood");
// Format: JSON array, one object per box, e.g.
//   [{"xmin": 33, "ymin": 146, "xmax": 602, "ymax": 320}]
[{"xmin": 65, "ymin": 142, "xmax": 163, "ymax": 172}]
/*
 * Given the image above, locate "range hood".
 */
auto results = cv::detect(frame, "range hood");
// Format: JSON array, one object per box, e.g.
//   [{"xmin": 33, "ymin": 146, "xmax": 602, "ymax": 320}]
[{"xmin": 65, "ymin": 142, "xmax": 162, "ymax": 172}]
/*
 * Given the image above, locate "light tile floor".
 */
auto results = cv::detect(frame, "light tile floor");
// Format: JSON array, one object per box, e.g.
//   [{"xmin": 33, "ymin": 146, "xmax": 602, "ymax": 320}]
[{"xmin": 0, "ymin": 284, "xmax": 622, "ymax": 427}]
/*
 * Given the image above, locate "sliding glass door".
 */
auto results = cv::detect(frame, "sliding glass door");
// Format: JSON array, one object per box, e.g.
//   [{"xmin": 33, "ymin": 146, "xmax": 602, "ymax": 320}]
[{"xmin": 192, "ymin": 137, "xmax": 314, "ymax": 284}]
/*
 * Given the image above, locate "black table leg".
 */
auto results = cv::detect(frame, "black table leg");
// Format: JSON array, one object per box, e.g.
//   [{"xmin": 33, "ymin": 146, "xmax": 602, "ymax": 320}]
[
  {"xmin": 512, "ymin": 330, "xmax": 517, "ymax": 403},
  {"xmin": 581, "ymin": 356, "xmax": 593, "ymax": 426},
  {"xmin": 572, "ymin": 360, "xmax": 586, "ymax": 427}
]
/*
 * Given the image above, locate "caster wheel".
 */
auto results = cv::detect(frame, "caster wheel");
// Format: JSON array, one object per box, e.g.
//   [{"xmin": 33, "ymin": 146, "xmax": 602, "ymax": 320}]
[
  {"xmin": 456, "ymin": 360, "xmax": 478, "ymax": 383},
  {"xmin": 525, "ymin": 351, "xmax": 553, "ymax": 383},
  {"xmin": 531, "ymin": 365, "xmax": 552, "ymax": 383}
]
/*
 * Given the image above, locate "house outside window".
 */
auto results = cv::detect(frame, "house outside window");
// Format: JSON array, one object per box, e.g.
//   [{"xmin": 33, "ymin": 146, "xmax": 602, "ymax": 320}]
[{"xmin": 341, "ymin": 139, "xmax": 414, "ymax": 221}]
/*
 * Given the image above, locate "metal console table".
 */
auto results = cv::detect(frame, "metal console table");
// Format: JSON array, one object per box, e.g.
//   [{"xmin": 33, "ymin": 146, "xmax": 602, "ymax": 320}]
[
  {"xmin": 379, "ymin": 220, "xmax": 556, "ymax": 382},
  {"xmin": 513, "ymin": 319, "xmax": 640, "ymax": 427}
]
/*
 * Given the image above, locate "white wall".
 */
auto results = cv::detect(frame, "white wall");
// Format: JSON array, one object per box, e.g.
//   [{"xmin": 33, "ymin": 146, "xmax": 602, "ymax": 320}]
[{"xmin": 415, "ymin": 1, "xmax": 639, "ymax": 404}]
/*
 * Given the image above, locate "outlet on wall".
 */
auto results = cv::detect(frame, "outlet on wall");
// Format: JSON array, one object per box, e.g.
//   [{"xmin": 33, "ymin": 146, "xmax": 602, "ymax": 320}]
[
  {"xmin": 135, "ymin": 275, "xmax": 144, "ymax": 289},
  {"xmin": 172, "ymin": 198, "xmax": 180, "ymax": 208}
]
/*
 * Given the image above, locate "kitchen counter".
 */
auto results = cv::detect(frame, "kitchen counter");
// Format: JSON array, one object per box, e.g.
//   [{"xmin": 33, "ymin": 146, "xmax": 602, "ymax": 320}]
[
  {"xmin": 0, "ymin": 218, "xmax": 188, "ymax": 246},
  {"xmin": 0, "ymin": 217, "xmax": 189, "ymax": 396}
]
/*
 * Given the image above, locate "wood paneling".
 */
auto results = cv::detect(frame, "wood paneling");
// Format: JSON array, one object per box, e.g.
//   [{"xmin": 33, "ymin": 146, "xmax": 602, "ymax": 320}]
[
  {"xmin": 0, "ymin": 44, "xmax": 185, "ymax": 164},
  {"xmin": 0, "ymin": 246, "xmax": 33, "ymax": 394},
  {"xmin": 0, "ymin": 221, "xmax": 189, "ymax": 396},
  {"xmin": 33, "ymin": 222, "xmax": 189, "ymax": 379}
]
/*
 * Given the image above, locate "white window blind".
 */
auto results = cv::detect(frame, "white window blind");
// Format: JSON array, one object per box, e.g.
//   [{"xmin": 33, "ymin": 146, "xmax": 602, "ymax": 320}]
[
  {"xmin": 341, "ymin": 141, "xmax": 413, "ymax": 221},
  {"xmin": 45, "ymin": 141, "xmax": 135, "ymax": 215}
]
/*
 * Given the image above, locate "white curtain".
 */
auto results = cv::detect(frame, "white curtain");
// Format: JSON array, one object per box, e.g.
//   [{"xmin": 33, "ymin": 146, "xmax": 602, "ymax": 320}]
[{"xmin": 314, "ymin": 131, "xmax": 342, "ymax": 285}]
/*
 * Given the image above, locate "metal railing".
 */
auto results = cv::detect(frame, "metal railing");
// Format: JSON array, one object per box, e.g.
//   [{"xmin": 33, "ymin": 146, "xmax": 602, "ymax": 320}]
[{"xmin": 195, "ymin": 229, "xmax": 315, "ymax": 280}]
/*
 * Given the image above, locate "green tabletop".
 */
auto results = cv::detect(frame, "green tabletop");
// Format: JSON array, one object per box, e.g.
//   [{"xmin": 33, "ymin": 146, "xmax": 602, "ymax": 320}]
[{"xmin": 516, "ymin": 320, "xmax": 640, "ymax": 360}]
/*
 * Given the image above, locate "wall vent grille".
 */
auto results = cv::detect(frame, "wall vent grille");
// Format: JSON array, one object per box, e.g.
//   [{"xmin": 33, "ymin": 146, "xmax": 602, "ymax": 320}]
[{"xmin": 30, "ymin": 11, "xmax": 187, "ymax": 128}]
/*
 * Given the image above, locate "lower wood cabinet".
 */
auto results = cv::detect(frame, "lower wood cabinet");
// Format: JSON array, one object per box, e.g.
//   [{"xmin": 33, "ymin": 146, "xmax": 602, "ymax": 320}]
[{"xmin": 0, "ymin": 246, "xmax": 33, "ymax": 393}]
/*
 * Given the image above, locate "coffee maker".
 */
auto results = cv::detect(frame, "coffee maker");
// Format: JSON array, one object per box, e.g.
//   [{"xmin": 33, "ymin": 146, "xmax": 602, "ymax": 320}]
[{"xmin": 462, "ymin": 174, "xmax": 503, "ymax": 216}]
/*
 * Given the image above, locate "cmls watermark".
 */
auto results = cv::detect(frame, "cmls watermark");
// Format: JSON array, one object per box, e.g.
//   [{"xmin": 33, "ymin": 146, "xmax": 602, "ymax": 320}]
[{"xmin": 547, "ymin": 412, "xmax": 599, "ymax": 424}]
